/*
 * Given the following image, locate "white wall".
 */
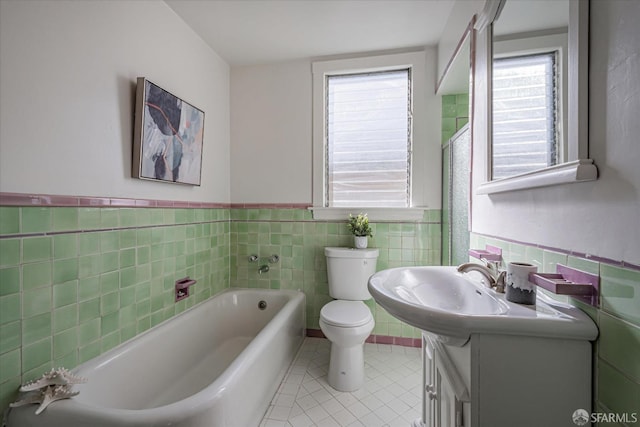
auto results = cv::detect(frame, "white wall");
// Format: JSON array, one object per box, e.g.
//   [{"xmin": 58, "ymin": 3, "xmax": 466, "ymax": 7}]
[
  {"xmin": 0, "ymin": 0, "xmax": 230, "ymax": 203},
  {"xmin": 230, "ymin": 60, "xmax": 312, "ymax": 204},
  {"xmin": 230, "ymin": 49, "xmax": 443, "ymax": 207},
  {"xmin": 437, "ymin": 0, "xmax": 484, "ymax": 85},
  {"xmin": 470, "ymin": 0, "xmax": 640, "ymax": 265}
]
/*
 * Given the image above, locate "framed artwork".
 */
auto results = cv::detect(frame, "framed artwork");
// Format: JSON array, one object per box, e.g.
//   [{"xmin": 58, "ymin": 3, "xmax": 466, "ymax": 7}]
[{"xmin": 132, "ymin": 77, "xmax": 204, "ymax": 185}]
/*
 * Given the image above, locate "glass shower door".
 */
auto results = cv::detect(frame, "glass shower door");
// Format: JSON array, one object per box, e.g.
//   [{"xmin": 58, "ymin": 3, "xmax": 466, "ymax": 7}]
[{"xmin": 443, "ymin": 124, "xmax": 470, "ymax": 266}]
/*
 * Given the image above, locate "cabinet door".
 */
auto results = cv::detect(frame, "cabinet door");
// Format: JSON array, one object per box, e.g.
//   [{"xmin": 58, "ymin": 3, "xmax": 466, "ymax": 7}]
[
  {"xmin": 423, "ymin": 334, "xmax": 467, "ymax": 427},
  {"xmin": 435, "ymin": 357, "xmax": 462, "ymax": 427},
  {"xmin": 422, "ymin": 335, "xmax": 436, "ymax": 427}
]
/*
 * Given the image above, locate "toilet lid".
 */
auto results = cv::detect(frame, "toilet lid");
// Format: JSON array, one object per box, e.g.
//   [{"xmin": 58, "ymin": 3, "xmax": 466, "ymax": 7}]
[{"xmin": 320, "ymin": 300, "xmax": 372, "ymax": 327}]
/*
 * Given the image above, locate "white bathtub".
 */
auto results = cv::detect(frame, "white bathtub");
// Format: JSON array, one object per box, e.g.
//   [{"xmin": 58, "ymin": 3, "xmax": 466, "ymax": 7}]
[{"xmin": 7, "ymin": 288, "xmax": 305, "ymax": 427}]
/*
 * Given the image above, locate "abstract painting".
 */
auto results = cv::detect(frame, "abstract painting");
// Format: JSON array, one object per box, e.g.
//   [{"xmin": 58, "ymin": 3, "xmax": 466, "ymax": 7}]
[{"xmin": 132, "ymin": 78, "xmax": 204, "ymax": 185}]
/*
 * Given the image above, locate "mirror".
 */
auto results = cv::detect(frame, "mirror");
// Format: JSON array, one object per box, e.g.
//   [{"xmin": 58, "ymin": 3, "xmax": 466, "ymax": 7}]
[
  {"xmin": 492, "ymin": 0, "xmax": 568, "ymax": 180},
  {"xmin": 436, "ymin": 20, "xmax": 474, "ymax": 266},
  {"xmin": 476, "ymin": 0, "xmax": 597, "ymax": 194}
]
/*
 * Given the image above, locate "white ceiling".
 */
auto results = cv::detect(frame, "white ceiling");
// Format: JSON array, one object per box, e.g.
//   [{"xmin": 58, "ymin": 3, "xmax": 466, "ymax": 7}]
[{"xmin": 165, "ymin": 0, "xmax": 458, "ymax": 66}]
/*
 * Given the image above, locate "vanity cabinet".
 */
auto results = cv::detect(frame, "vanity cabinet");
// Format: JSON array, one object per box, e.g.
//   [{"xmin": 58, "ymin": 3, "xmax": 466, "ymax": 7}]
[
  {"xmin": 418, "ymin": 332, "xmax": 592, "ymax": 427},
  {"xmin": 418, "ymin": 334, "xmax": 469, "ymax": 427}
]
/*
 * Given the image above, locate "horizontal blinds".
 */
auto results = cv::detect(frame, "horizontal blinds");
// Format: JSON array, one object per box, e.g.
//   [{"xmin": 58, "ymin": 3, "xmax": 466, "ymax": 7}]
[
  {"xmin": 492, "ymin": 52, "xmax": 557, "ymax": 180},
  {"xmin": 326, "ymin": 70, "xmax": 410, "ymax": 207}
]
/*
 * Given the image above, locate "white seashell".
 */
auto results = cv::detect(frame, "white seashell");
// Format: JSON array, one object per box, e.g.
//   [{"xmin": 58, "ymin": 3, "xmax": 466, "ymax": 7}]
[
  {"xmin": 34, "ymin": 385, "xmax": 79, "ymax": 415},
  {"xmin": 12, "ymin": 367, "xmax": 86, "ymax": 415},
  {"xmin": 10, "ymin": 385, "xmax": 79, "ymax": 415},
  {"xmin": 9, "ymin": 391, "xmax": 43, "ymax": 408},
  {"xmin": 19, "ymin": 367, "xmax": 87, "ymax": 392}
]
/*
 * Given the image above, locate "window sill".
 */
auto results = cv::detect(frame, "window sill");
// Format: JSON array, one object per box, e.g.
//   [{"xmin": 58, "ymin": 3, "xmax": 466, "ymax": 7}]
[
  {"xmin": 308, "ymin": 207, "xmax": 427, "ymax": 222},
  {"xmin": 476, "ymin": 159, "xmax": 598, "ymax": 195}
]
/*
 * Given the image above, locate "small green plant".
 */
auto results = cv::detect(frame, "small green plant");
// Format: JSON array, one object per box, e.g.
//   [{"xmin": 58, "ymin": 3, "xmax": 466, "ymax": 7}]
[{"xmin": 347, "ymin": 213, "xmax": 373, "ymax": 237}]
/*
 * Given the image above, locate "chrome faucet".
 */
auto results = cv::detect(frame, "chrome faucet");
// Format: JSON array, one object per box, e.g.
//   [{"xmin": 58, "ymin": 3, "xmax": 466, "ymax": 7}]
[{"xmin": 457, "ymin": 259, "xmax": 506, "ymax": 293}]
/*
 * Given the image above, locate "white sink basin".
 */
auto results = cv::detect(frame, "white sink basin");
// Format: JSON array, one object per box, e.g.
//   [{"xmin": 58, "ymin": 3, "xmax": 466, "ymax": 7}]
[
  {"xmin": 368, "ymin": 266, "xmax": 598, "ymax": 346},
  {"xmin": 394, "ymin": 269, "xmax": 507, "ymax": 316}
]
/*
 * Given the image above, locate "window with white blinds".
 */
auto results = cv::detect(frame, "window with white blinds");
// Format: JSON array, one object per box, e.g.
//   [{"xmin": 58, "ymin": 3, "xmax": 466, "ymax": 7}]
[
  {"xmin": 326, "ymin": 70, "xmax": 411, "ymax": 207},
  {"xmin": 492, "ymin": 52, "xmax": 558, "ymax": 180}
]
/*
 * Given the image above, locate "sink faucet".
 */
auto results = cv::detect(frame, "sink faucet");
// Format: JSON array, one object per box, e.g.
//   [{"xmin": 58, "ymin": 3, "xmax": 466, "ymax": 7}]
[{"xmin": 457, "ymin": 259, "xmax": 506, "ymax": 293}]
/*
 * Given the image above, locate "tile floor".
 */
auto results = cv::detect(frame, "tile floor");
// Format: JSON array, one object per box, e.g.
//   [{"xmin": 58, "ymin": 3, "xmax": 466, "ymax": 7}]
[{"xmin": 259, "ymin": 337, "xmax": 423, "ymax": 427}]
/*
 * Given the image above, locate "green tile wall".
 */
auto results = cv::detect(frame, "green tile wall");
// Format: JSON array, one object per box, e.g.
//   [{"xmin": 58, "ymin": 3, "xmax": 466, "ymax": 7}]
[
  {"xmin": 0, "ymin": 206, "xmax": 230, "ymax": 411},
  {"xmin": 470, "ymin": 233, "xmax": 640, "ymax": 425},
  {"xmin": 442, "ymin": 93, "xmax": 469, "ymax": 144},
  {"xmin": 0, "ymin": 205, "xmax": 441, "ymax": 413},
  {"xmin": 229, "ymin": 208, "xmax": 442, "ymax": 334}
]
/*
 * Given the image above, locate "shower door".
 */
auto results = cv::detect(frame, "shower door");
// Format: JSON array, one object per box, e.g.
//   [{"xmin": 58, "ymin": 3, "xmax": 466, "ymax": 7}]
[{"xmin": 443, "ymin": 124, "xmax": 470, "ymax": 266}]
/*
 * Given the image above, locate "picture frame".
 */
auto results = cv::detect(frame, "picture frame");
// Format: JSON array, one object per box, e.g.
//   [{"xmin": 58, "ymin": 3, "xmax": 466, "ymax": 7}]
[{"xmin": 132, "ymin": 77, "xmax": 205, "ymax": 185}]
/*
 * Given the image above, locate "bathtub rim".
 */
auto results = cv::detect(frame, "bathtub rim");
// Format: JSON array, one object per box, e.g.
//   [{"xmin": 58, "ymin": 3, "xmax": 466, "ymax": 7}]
[{"xmin": 7, "ymin": 288, "xmax": 305, "ymax": 424}]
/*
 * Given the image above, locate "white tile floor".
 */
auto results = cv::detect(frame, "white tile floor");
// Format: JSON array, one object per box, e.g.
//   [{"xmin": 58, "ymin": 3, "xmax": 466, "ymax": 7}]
[{"xmin": 259, "ymin": 337, "xmax": 423, "ymax": 427}]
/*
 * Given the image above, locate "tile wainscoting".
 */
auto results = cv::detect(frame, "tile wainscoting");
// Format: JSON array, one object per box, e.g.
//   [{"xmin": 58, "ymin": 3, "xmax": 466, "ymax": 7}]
[
  {"xmin": 0, "ymin": 193, "xmax": 441, "ymax": 411},
  {"xmin": 0, "ymin": 198, "xmax": 230, "ymax": 412},
  {"xmin": 229, "ymin": 207, "xmax": 441, "ymax": 334},
  {"xmin": 470, "ymin": 233, "xmax": 640, "ymax": 425}
]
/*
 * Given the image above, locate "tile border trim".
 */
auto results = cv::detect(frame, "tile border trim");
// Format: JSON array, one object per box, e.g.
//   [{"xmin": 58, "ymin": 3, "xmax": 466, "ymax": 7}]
[
  {"xmin": 306, "ymin": 328, "xmax": 421, "ymax": 348},
  {"xmin": 0, "ymin": 192, "xmax": 229, "ymax": 208},
  {"xmin": 0, "ymin": 220, "xmax": 227, "ymax": 240},
  {"xmin": 474, "ymin": 231, "xmax": 640, "ymax": 272},
  {"xmin": 0, "ymin": 192, "xmax": 315, "ymax": 209},
  {"xmin": 229, "ymin": 203, "xmax": 312, "ymax": 209}
]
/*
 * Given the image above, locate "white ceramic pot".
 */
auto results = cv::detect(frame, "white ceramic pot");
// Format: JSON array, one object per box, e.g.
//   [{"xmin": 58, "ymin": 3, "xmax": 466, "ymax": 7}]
[{"xmin": 354, "ymin": 236, "xmax": 368, "ymax": 249}]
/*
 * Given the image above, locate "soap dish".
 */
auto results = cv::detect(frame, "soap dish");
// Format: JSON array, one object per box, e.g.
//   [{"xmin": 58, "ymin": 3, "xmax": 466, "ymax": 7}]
[
  {"xmin": 529, "ymin": 264, "xmax": 599, "ymax": 308},
  {"xmin": 468, "ymin": 244, "xmax": 502, "ymax": 262}
]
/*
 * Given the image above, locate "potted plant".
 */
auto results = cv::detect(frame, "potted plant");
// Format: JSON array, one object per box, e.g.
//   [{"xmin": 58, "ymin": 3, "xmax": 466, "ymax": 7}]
[{"xmin": 347, "ymin": 213, "xmax": 373, "ymax": 249}]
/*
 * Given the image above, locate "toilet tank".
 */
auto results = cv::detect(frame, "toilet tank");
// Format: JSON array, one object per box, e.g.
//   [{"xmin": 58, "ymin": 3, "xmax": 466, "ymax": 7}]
[{"xmin": 325, "ymin": 247, "xmax": 379, "ymax": 300}]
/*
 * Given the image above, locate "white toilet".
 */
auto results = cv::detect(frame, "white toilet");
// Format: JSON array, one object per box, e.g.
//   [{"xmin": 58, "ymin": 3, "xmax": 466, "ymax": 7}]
[{"xmin": 320, "ymin": 247, "xmax": 378, "ymax": 392}]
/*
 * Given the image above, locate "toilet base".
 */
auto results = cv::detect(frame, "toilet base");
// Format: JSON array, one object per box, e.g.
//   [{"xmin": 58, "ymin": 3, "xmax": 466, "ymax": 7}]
[{"xmin": 327, "ymin": 343, "xmax": 365, "ymax": 392}]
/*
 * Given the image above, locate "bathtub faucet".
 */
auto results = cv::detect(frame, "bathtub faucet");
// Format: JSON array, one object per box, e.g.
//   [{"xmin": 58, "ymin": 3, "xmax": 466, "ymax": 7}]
[{"xmin": 258, "ymin": 265, "xmax": 270, "ymax": 274}]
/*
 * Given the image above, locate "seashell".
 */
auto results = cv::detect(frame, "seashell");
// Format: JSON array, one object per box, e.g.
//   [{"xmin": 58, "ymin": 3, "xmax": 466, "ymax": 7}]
[
  {"xmin": 9, "ymin": 391, "xmax": 43, "ymax": 408},
  {"xmin": 35, "ymin": 385, "xmax": 79, "ymax": 415},
  {"xmin": 12, "ymin": 367, "xmax": 86, "ymax": 415},
  {"xmin": 19, "ymin": 367, "xmax": 87, "ymax": 392},
  {"xmin": 10, "ymin": 384, "xmax": 79, "ymax": 415}
]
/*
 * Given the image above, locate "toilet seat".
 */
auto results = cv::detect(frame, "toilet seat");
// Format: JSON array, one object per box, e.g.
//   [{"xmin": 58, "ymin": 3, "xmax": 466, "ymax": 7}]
[{"xmin": 320, "ymin": 300, "xmax": 372, "ymax": 328}]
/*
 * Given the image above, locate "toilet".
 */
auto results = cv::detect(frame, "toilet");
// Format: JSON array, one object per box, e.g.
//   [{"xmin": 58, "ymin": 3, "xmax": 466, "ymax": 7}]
[{"xmin": 320, "ymin": 247, "xmax": 378, "ymax": 392}]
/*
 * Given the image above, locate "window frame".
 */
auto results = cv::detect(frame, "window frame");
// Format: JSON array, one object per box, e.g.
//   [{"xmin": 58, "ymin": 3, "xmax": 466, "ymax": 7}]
[{"xmin": 310, "ymin": 51, "xmax": 428, "ymax": 221}]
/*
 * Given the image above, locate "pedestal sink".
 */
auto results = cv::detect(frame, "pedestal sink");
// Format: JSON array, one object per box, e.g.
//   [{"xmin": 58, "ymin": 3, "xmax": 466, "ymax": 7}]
[
  {"xmin": 370, "ymin": 266, "xmax": 598, "ymax": 426},
  {"xmin": 368, "ymin": 266, "xmax": 598, "ymax": 346}
]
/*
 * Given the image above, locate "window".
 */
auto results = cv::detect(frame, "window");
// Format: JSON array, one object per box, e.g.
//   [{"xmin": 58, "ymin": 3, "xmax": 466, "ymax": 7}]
[
  {"xmin": 492, "ymin": 51, "xmax": 559, "ymax": 180},
  {"xmin": 311, "ymin": 51, "xmax": 431, "ymax": 221},
  {"xmin": 326, "ymin": 70, "xmax": 411, "ymax": 208}
]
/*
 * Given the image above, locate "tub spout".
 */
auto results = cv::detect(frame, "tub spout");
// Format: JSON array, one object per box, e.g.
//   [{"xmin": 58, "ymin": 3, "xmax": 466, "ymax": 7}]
[{"xmin": 258, "ymin": 265, "xmax": 270, "ymax": 274}]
